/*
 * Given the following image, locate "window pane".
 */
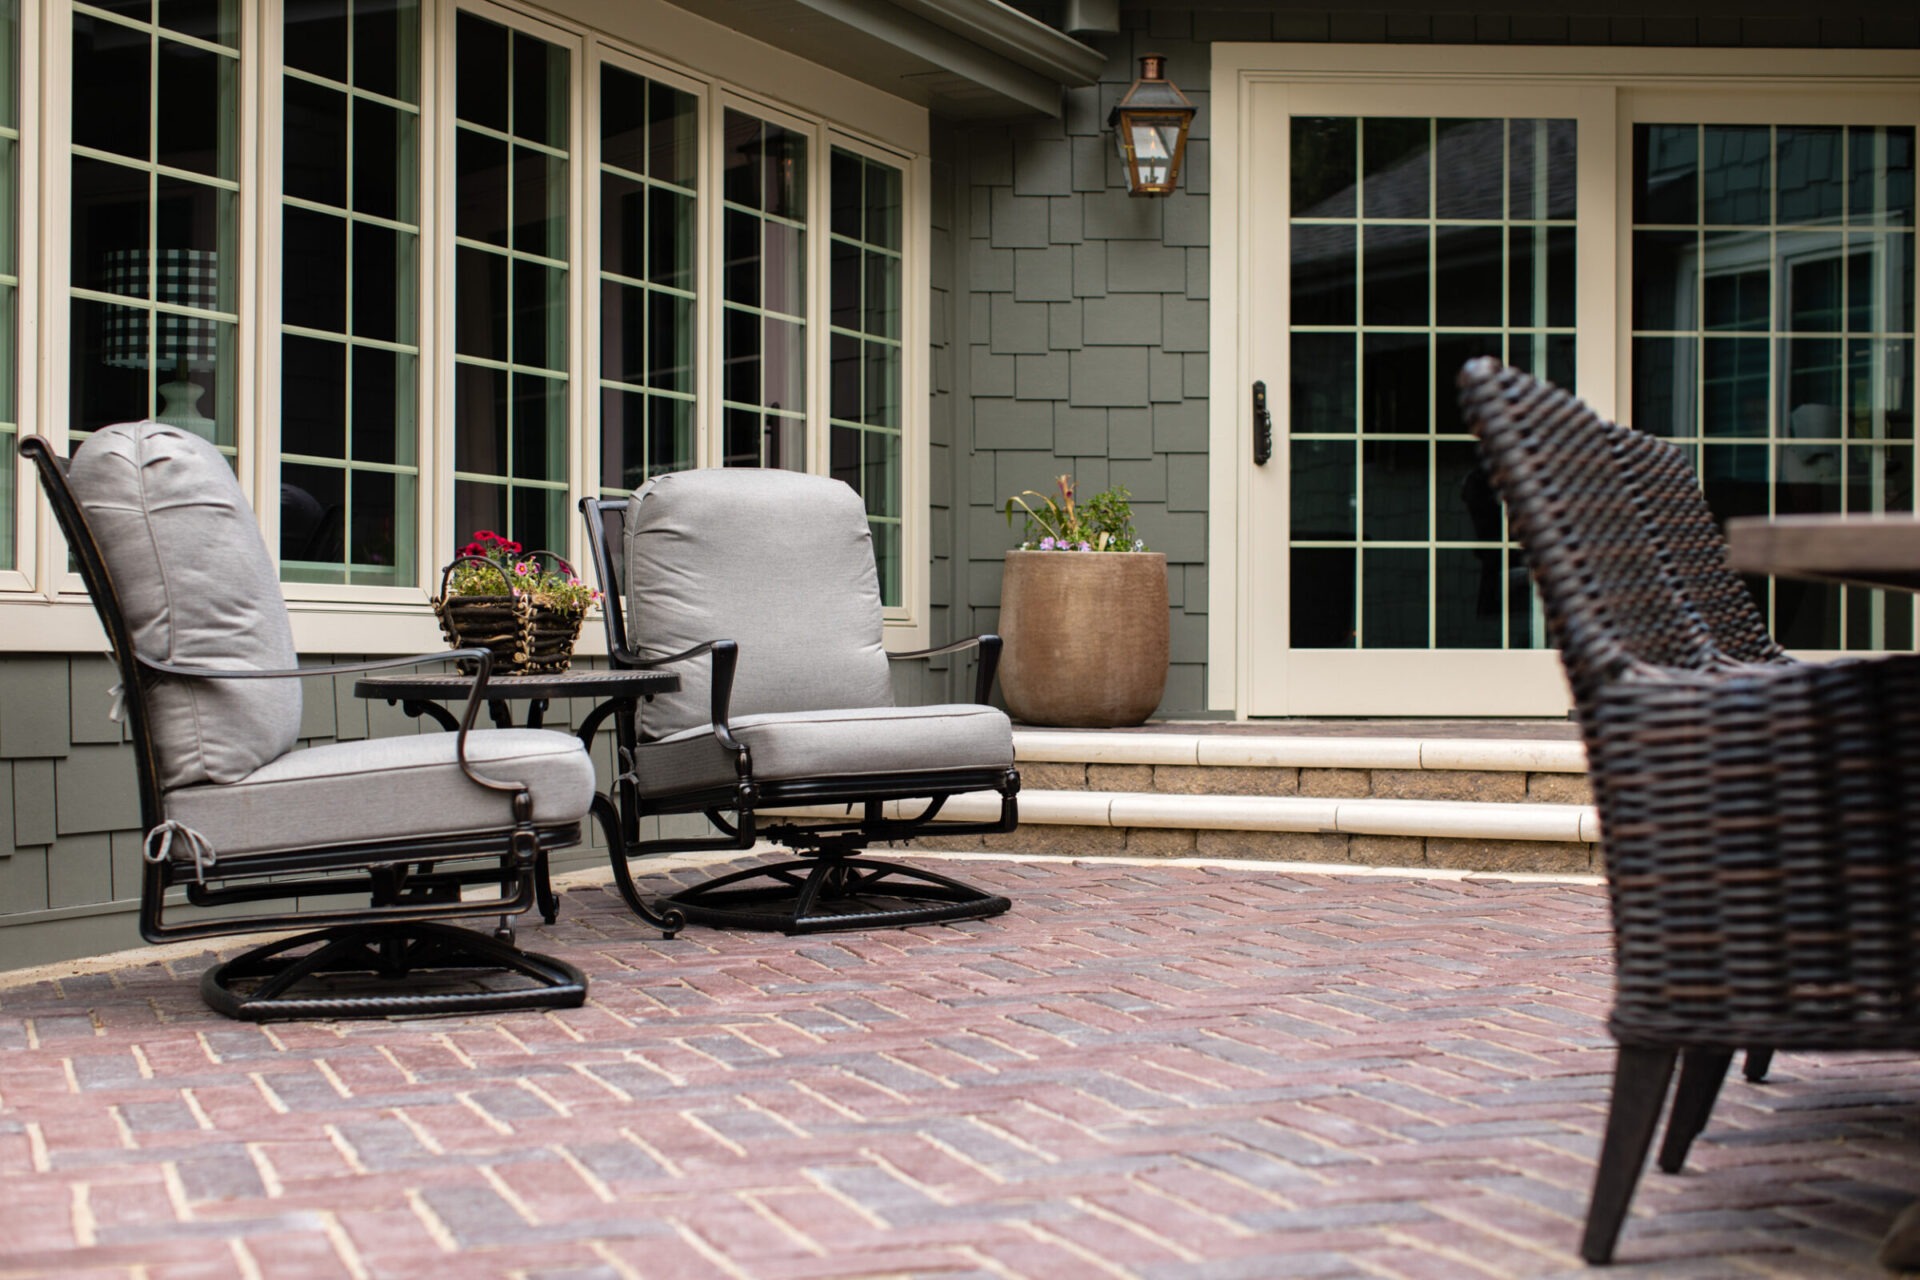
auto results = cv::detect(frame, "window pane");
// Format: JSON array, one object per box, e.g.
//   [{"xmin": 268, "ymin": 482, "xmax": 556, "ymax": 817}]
[
  {"xmin": 279, "ymin": 0, "xmax": 422, "ymax": 587},
  {"xmin": 724, "ymin": 109, "xmax": 808, "ymax": 470},
  {"xmin": 454, "ymin": 13, "xmax": 568, "ymax": 550},
  {"xmin": 70, "ymin": 5, "xmax": 239, "ymax": 453},
  {"xmin": 598, "ymin": 64, "xmax": 697, "ymax": 494},
  {"xmin": 827, "ymin": 148, "xmax": 902, "ymax": 604}
]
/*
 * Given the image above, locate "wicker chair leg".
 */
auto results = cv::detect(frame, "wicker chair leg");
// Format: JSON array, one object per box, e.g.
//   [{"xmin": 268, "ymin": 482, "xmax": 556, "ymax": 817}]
[
  {"xmin": 1582, "ymin": 1046, "xmax": 1678, "ymax": 1265},
  {"xmin": 1742, "ymin": 1047, "xmax": 1774, "ymax": 1082},
  {"xmin": 1657, "ymin": 1049, "xmax": 1733, "ymax": 1173}
]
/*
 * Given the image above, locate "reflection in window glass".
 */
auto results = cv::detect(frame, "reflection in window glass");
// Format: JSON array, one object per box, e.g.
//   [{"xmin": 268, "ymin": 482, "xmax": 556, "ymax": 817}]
[
  {"xmin": 453, "ymin": 12, "xmax": 569, "ymax": 553},
  {"xmin": 280, "ymin": 0, "xmax": 420, "ymax": 587},
  {"xmin": 69, "ymin": 0, "xmax": 241, "ymax": 455},
  {"xmin": 1289, "ymin": 115, "xmax": 1575, "ymax": 650},
  {"xmin": 600, "ymin": 64, "xmax": 696, "ymax": 495},
  {"xmin": 721, "ymin": 109, "xmax": 806, "ymax": 470},
  {"xmin": 1631, "ymin": 122, "xmax": 1917, "ymax": 650},
  {"xmin": 828, "ymin": 148, "xmax": 903, "ymax": 606}
]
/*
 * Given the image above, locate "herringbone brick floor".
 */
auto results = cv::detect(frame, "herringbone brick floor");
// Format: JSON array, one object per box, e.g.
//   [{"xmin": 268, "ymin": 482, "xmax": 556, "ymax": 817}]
[{"xmin": 2, "ymin": 855, "xmax": 1918, "ymax": 1279}]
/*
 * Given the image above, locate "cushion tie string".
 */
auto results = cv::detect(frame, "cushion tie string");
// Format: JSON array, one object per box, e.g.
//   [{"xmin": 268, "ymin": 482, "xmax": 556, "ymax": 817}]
[
  {"xmin": 144, "ymin": 821, "xmax": 217, "ymax": 882},
  {"xmin": 105, "ymin": 652, "xmax": 126, "ymax": 724},
  {"xmin": 616, "ymin": 745, "xmax": 640, "ymax": 790}
]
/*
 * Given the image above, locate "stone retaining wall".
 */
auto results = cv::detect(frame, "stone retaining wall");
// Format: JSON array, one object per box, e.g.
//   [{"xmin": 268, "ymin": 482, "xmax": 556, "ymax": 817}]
[{"xmin": 1019, "ymin": 760, "xmax": 1593, "ymax": 805}]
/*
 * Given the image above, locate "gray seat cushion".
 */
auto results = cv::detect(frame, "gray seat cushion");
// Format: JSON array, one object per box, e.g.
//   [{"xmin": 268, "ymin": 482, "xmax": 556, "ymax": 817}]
[
  {"xmin": 635, "ymin": 704, "xmax": 1014, "ymax": 796},
  {"xmin": 625, "ymin": 468, "xmax": 893, "ymax": 738},
  {"xmin": 163, "ymin": 729, "xmax": 596, "ymax": 861},
  {"xmin": 67, "ymin": 422, "xmax": 300, "ymax": 790}
]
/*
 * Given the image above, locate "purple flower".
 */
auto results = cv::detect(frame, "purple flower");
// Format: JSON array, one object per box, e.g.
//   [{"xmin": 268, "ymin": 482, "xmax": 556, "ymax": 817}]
[
  {"xmin": 1039, "ymin": 537, "xmax": 1057, "ymax": 550},
  {"xmin": 1077, "ymin": 541, "xmax": 1092, "ymax": 552},
  {"xmin": 514, "ymin": 561, "xmax": 534, "ymax": 576}
]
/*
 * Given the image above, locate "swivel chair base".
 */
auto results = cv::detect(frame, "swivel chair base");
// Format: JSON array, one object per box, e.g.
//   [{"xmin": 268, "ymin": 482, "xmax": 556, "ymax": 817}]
[
  {"xmin": 199, "ymin": 920, "xmax": 587, "ymax": 1021},
  {"xmin": 668, "ymin": 854, "xmax": 1011, "ymax": 935}
]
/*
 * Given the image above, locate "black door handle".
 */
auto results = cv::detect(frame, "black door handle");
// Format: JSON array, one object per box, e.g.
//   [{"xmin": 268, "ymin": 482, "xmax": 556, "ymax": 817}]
[{"xmin": 1253, "ymin": 380, "xmax": 1272, "ymax": 466}]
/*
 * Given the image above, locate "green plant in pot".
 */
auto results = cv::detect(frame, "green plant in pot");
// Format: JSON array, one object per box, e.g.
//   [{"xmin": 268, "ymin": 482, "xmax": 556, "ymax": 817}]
[{"xmin": 999, "ymin": 476, "xmax": 1169, "ymax": 727}]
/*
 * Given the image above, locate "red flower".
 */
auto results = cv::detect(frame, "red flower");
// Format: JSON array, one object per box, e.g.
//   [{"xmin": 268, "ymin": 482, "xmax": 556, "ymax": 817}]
[
  {"xmin": 460, "ymin": 542, "xmax": 485, "ymax": 558},
  {"xmin": 502, "ymin": 540, "xmax": 523, "ymax": 555},
  {"xmin": 473, "ymin": 530, "xmax": 503, "ymax": 544}
]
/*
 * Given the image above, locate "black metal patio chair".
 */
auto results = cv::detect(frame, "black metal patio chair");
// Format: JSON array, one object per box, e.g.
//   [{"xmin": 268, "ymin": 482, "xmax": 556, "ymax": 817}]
[
  {"xmin": 1460, "ymin": 358, "xmax": 1920, "ymax": 1265},
  {"xmin": 23, "ymin": 424, "xmax": 597, "ymax": 1020},
  {"xmin": 578, "ymin": 467, "xmax": 1019, "ymax": 934}
]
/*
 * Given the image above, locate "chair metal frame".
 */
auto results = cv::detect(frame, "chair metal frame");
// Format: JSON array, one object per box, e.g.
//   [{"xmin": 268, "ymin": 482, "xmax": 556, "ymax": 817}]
[
  {"xmin": 579, "ymin": 495, "xmax": 1018, "ymax": 933},
  {"xmin": 22, "ymin": 435, "xmax": 588, "ymax": 1019}
]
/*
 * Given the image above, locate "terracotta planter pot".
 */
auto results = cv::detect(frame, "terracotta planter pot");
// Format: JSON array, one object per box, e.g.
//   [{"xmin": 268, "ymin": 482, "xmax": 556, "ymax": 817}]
[{"xmin": 998, "ymin": 550, "xmax": 1169, "ymax": 727}]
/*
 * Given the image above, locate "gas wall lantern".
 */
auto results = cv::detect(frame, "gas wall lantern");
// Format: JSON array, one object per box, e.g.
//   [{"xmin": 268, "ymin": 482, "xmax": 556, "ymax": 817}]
[{"xmin": 1108, "ymin": 54, "xmax": 1195, "ymax": 197}]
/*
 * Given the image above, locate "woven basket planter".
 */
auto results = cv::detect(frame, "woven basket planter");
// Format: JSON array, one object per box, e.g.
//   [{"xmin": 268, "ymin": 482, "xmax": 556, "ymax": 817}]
[{"xmin": 433, "ymin": 553, "xmax": 585, "ymax": 675}]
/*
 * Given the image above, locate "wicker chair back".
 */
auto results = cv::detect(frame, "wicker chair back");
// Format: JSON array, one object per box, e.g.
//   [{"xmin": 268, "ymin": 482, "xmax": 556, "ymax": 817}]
[
  {"xmin": 1456, "ymin": 358, "xmax": 1714, "ymax": 708},
  {"xmin": 1610, "ymin": 428, "xmax": 1788, "ymax": 666}
]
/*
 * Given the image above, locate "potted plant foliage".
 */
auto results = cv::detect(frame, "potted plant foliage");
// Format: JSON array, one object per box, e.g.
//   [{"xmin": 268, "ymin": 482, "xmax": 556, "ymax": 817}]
[
  {"xmin": 999, "ymin": 476, "xmax": 1169, "ymax": 727},
  {"xmin": 433, "ymin": 530, "xmax": 600, "ymax": 674}
]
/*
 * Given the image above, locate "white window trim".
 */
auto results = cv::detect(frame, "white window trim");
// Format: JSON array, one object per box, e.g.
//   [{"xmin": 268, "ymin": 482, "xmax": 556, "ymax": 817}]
[
  {"xmin": 1, "ymin": 0, "xmax": 933, "ymax": 653},
  {"xmin": 1207, "ymin": 44, "xmax": 1920, "ymax": 716}
]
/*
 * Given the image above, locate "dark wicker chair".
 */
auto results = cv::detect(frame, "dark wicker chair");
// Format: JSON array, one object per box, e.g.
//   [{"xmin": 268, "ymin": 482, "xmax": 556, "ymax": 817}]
[{"xmin": 1460, "ymin": 358, "xmax": 1920, "ymax": 1265}]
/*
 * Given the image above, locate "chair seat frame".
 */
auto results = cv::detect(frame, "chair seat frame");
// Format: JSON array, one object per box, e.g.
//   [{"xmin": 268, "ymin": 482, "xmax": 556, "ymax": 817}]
[{"xmin": 22, "ymin": 435, "xmax": 587, "ymax": 1019}]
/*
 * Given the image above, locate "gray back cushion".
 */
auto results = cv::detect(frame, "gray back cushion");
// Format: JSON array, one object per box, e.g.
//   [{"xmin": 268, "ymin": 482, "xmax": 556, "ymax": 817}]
[
  {"xmin": 69, "ymin": 422, "xmax": 300, "ymax": 790},
  {"xmin": 625, "ymin": 468, "xmax": 893, "ymax": 737}
]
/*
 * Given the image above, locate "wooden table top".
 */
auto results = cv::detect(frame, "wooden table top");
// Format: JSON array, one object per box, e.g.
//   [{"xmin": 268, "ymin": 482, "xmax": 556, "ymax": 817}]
[{"xmin": 1725, "ymin": 513, "xmax": 1920, "ymax": 594}]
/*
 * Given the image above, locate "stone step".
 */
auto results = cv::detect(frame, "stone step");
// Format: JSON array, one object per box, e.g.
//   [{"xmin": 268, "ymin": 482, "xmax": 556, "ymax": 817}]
[
  {"xmin": 767, "ymin": 728, "xmax": 1601, "ymax": 875},
  {"xmin": 1010, "ymin": 729, "xmax": 1591, "ymax": 805}
]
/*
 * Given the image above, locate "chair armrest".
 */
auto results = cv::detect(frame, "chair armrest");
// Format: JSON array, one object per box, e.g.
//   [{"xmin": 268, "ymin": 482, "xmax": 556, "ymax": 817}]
[
  {"xmin": 887, "ymin": 633, "xmax": 1002, "ymax": 705},
  {"xmin": 135, "ymin": 648, "xmax": 524, "ymax": 797},
  {"xmin": 609, "ymin": 639, "xmax": 745, "ymax": 754}
]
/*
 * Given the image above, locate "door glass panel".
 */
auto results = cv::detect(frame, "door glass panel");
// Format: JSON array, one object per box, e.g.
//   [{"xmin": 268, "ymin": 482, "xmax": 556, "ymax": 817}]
[
  {"xmin": 1289, "ymin": 115, "xmax": 1574, "ymax": 650},
  {"xmin": 0, "ymin": 0, "xmax": 16, "ymax": 569},
  {"xmin": 1630, "ymin": 122, "xmax": 1917, "ymax": 650},
  {"xmin": 721, "ymin": 109, "xmax": 806, "ymax": 470},
  {"xmin": 452, "ymin": 12, "xmax": 568, "ymax": 553},
  {"xmin": 279, "ymin": 0, "xmax": 420, "ymax": 587}
]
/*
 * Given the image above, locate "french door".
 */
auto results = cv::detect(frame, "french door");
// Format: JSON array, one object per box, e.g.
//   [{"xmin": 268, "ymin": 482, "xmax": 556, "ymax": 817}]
[{"xmin": 1224, "ymin": 56, "xmax": 1917, "ymax": 716}]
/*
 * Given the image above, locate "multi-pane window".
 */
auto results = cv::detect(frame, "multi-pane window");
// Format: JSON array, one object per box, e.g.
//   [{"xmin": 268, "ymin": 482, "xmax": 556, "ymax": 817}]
[
  {"xmin": 1288, "ymin": 116, "xmax": 1575, "ymax": 650},
  {"xmin": 68, "ymin": 0, "xmax": 241, "ymax": 452},
  {"xmin": 828, "ymin": 148, "xmax": 903, "ymax": 605},
  {"xmin": 452, "ymin": 11, "xmax": 570, "ymax": 552},
  {"xmin": 25, "ymin": 7, "xmax": 922, "ymax": 623},
  {"xmin": 1631, "ymin": 123, "xmax": 1916, "ymax": 649},
  {"xmin": 0, "ymin": 0, "xmax": 16, "ymax": 570},
  {"xmin": 721, "ymin": 108, "xmax": 807, "ymax": 470},
  {"xmin": 598, "ymin": 64, "xmax": 696, "ymax": 493},
  {"xmin": 279, "ymin": 0, "xmax": 421, "ymax": 586}
]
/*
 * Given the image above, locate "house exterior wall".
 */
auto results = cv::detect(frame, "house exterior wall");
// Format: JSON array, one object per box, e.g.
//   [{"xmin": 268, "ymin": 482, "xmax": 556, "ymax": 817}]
[
  {"xmin": 1, "ymin": 2, "xmax": 1915, "ymax": 968},
  {"xmin": 938, "ymin": 2, "xmax": 1920, "ymax": 721}
]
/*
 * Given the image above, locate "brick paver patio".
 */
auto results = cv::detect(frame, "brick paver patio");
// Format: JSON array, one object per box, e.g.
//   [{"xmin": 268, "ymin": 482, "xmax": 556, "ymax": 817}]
[{"xmin": 3, "ymin": 854, "xmax": 1918, "ymax": 1279}]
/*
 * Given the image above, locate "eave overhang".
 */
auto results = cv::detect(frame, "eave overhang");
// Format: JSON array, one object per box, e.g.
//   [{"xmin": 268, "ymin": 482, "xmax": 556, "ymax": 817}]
[{"xmin": 658, "ymin": 0, "xmax": 1106, "ymax": 118}]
